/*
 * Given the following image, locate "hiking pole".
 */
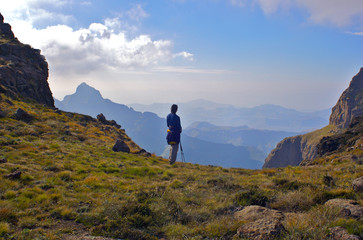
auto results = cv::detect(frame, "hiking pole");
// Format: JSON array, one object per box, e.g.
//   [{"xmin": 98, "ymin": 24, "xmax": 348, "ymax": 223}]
[{"xmin": 180, "ymin": 142, "xmax": 186, "ymax": 163}]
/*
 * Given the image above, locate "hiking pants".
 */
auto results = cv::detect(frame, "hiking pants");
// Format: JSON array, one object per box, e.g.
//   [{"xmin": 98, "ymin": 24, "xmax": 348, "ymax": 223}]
[{"xmin": 169, "ymin": 143, "xmax": 179, "ymax": 164}]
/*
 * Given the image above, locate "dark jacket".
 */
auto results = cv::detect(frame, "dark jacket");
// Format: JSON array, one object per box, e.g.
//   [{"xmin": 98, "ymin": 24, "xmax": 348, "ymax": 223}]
[{"xmin": 166, "ymin": 113, "xmax": 182, "ymax": 144}]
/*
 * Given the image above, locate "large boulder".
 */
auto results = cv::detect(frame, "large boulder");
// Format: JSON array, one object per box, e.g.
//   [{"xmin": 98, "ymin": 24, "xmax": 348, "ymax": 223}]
[
  {"xmin": 112, "ymin": 139, "xmax": 130, "ymax": 153},
  {"xmin": 329, "ymin": 226, "xmax": 360, "ymax": 240},
  {"xmin": 325, "ymin": 199, "xmax": 363, "ymax": 220},
  {"xmin": 234, "ymin": 206, "xmax": 285, "ymax": 240},
  {"xmin": 13, "ymin": 108, "xmax": 33, "ymax": 122}
]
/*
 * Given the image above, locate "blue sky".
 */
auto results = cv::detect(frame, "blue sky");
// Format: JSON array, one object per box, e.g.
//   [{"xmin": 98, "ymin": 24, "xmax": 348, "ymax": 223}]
[{"xmin": 1, "ymin": 0, "xmax": 362, "ymax": 110}]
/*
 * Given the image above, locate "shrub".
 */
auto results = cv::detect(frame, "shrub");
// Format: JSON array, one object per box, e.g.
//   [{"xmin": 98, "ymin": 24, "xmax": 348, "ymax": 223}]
[
  {"xmin": 233, "ymin": 187, "xmax": 269, "ymax": 207},
  {"xmin": 273, "ymin": 178, "xmax": 304, "ymax": 191},
  {"xmin": 0, "ymin": 222, "xmax": 10, "ymax": 237},
  {"xmin": 0, "ymin": 206, "xmax": 17, "ymax": 224},
  {"xmin": 333, "ymin": 218, "xmax": 363, "ymax": 236},
  {"xmin": 283, "ymin": 205, "xmax": 341, "ymax": 239},
  {"xmin": 270, "ymin": 189, "xmax": 314, "ymax": 212},
  {"xmin": 313, "ymin": 189, "xmax": 355, "ymax": 204},
  {"xmin": 170, "ymin": 180, "xmax": 184, "ymax": 189},
  {"xmin": 4, "ymin": 190, "xmax": 17, "ymax": 199}
]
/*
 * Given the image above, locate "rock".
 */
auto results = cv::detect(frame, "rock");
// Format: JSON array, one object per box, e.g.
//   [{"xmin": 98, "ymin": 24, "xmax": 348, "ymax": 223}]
[
  {"xmin": 330, "ymin": 68, "xmax": 363, "ymax": 128},
  {"xmin": 234, "ymin": 206, "xmax": 285, "ymax": 240},
  {"xmin": 13, "ymin": 108, "xmax": 33, "ymax": 122},
  {"xmin": 97, "ymin": 113, "xmax": 121, "ymax": 129},
  {"xmin": 352, "ymin": 176, "xmax": 363, "ymax": 193},
  {"xmin": 136, "ymin": 149, "xmax": 152, "ymax": 157},
  {"xmin": 0, "ymin": 14, "xmax": 54, "ymax": 107},
  {"xmin": 4, "ymin": 171, "xmax": 21, "ymax": 179},
  {"xmin": 0, "ymin": 158, "xmax": 7, "ymax": 163},
  {"xmin": 325, "ymin": 199, "xmax": 363, "ymax": 220},
  {"xmin": 112, "ymin": 139, "xmax": 130, "ymax": 153},
  {"xmin": 329, "ymin": 226, "xmax": 360, "ymax": 240}
]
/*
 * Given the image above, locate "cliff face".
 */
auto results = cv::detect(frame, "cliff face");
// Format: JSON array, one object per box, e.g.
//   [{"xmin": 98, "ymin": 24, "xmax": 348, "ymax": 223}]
[
  {"xmin": 0, "ymin": 13, "xmax": 54, "ymax": 107},
  {"xmin": 263, "ymin": 68, "xmax": 363, "ymax": 168},
  {"xmin": 262, "ymin": 131, "xmax": 321, "ymax": 168},
  {"xmin": 330, "ymin": 68, "xmax": 363, "ymax": 128},
  {"xmin": 263, "ymin": 136, "xmax": 303, "ymax": 168}
]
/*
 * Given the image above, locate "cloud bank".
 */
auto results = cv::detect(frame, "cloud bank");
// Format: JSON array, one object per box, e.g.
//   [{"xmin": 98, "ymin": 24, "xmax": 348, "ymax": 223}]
[
  {"xmin": 0, "ymin": 1, "xmax": 193, "ymax": 76},
  {"xmin": 230, "ymin": 0, "xmax": 363, "ymax": 30}
]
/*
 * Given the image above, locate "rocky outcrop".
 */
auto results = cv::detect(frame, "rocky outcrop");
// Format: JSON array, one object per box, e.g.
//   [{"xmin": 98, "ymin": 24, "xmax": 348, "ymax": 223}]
[
  {"xmin": 330, "ymin": 68, "xmax": 363, "ymax": 128},
  {"xmin": 329, "ymin": 227, "xmax": 361, "ymax": 240},
  {"xmin": 263, "ymin": 132, "xmax": 321, "ymax": 168},
  {"xmin": 97, "ymin": 113, "xmax": 121, "ymax": 129},
  {"xmin": 112, "ymin": 139, "xmax": 131, "ymax": 153},
  {"xmin": 263, "ymin": 136, "xmax": 303, "ymax": 168},
  {"xmin": 325, "ymin": 199, "xmax": 363, "ymax": 220},
  {"xmin": 234, "ymin": 206, "xmax": 285, "ymax": 240},
  {"xmin": 352, "ymin": 176, "xmax": 363, "ymax": 193},
  {"xmin": 0, "ymin": 13, "xmax": 54, "ymax": 107},
  {"xmin": 264, "ymin": 68, "xmax": 363, "ymax": 168},
  {"xmin": 13, "ymin": 108, "xmax": 33, "ymax": 122},
  {"xmin": 316, "ymin": 116, "xmax": 363, "ymax": 158}
]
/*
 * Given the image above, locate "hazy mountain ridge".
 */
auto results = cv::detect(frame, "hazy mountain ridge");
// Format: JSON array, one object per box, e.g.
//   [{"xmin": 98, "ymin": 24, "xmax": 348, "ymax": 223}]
[
  {"xmin": 184, "ymin": 121, "xmax": 300, "ymax": 155},
  {"xmin": 55, "ymin": 83, "xmax": 263, "ymax": 169},
  {"xmin": 130, "ymin": 100, "xmax": 330, "ymax": 132}
]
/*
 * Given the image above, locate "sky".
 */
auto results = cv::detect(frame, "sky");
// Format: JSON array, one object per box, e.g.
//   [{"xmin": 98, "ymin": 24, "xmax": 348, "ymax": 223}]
[{"xmin": 0, "ymin": 0, "xmax": 362, "ymax": 111}]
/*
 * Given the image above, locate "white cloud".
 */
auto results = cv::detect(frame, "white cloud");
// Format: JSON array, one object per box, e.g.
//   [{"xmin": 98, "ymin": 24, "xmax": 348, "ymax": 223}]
[
  {"xmin": 126, "ymin": 4, "xmax": 149, "ymax": 22},
  {"xmin": 243, "ymin": 0, "xmax": 363, "ymax": 29},
  {"xmin": 152, "ymin": 66, "xmax": 233, "ymax": 74},
  {"xmin": 0, "ymin": 1, "xmax": 193, "ymax": 78},
  {"xmin": 347, "ymin": 31, "xmax": 363, "ymax": 36},
  {"xmin": 296, "ymin": 0, "xmax": 363, "ymax": 28},
  {"xmin": 173, "ymin": 51, "xmax": 194, "ymax": 61},
  {"xmin": 11, "ymin": 19, "xmax": 192, "ymax": 75}
]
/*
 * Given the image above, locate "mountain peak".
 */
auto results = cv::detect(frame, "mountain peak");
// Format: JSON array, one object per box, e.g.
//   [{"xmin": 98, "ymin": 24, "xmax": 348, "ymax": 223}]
[{"xmin": 75, "ymin": 82, "xmax": 103, "ymax": 99}]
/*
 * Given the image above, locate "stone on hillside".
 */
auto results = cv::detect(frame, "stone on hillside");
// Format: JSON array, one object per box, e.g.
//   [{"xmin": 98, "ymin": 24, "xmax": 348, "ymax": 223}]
[
  {"xmin": 13, "ymin": 108, "xmax": 33, "ymax": 122},
  {"xmin": 136, "ymin": 149, "xmax": 152, "ymax": 157},
  {"xmin": 325, "ymin": 199, "xmax": 363, "ymax": 220},
  {"xmin": 234, "ymin": 206, "xmax": 285, "ymax": 240},
  {"xmin": 112, "ymin": 139, "xmax": 130, "ymax": 153},
  {"xmin": 97, "ymin": 113, "xmax": 121, "ymax": 129},
  {"xmin": 352, "ymin": 176, "xmax": 363, "ymax": 193},
  {"xmin": 4, "ymin": 171, "xmax": 21, "ymax": 179},
  {"xmin": 329, "ymin": 226, "xmax": 360, "ymax": 240}
]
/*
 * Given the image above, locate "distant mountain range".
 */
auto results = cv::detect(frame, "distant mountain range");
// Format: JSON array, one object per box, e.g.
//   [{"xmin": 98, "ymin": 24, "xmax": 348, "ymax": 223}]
[
  {"xmin": 55, "ymin": 83, "xmax": 264, "ymax": 169},
  {"xmin": 185, "ymin": 121, "xmax": 300, "ymax": 154},
  {"xmin": 131, "ymin": 100, "xmax": 330, "ymax": 132}
]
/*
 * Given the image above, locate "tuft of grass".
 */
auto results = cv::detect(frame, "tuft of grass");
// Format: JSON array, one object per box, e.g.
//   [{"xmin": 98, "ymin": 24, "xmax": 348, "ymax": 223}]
[{"xmin": 0, "ymin": 222, "xmax": 10, "ymax": 237}]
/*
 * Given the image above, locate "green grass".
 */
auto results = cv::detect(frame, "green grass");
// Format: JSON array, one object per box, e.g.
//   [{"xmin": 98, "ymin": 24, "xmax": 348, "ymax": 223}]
[{"xmin": 0, "ymin": 94, "xmax": 362, "ymax": 239}]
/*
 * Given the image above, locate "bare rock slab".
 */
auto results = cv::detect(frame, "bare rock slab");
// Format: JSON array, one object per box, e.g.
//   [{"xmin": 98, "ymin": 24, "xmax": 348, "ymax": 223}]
[
  {"xmin": 234, "ymin": 205, "xmax": 285, "ymax": 240},
  {"xmin": 325, "ymin": 199, "xmax": 363, "ymax": 220},
  {"xmin": 329, "ymin": 226, "xmax": 361, "ymax": 240}
]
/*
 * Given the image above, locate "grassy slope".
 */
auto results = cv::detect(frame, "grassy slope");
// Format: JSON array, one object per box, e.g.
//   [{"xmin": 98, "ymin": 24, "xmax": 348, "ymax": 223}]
[{"xmin": 0, "ymin": 94, "xmax": 362, "ymax": 240}]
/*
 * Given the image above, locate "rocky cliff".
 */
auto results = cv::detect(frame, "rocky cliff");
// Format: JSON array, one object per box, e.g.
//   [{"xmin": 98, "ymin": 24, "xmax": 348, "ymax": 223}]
[
  {"xmin": 0, "ymin": 13, "xmax": 54, "ymax": 107},
  {"xmin": 263, "ymin": 68, "xmax": 363, "ymax": 168},
  {"xmin": 330, "ymin": 68, "xmax": 363, "ymax": 128}
]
